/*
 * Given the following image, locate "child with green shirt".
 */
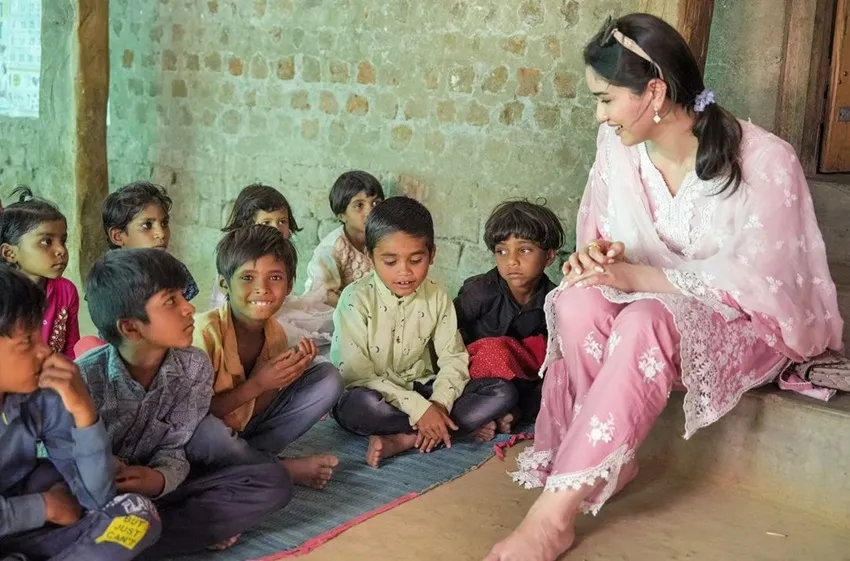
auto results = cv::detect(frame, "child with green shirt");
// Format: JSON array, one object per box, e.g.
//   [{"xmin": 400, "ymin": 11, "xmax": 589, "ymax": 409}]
[{"xmin": 330, "ymin": 197, "xmax": 518, "ymax": 468}]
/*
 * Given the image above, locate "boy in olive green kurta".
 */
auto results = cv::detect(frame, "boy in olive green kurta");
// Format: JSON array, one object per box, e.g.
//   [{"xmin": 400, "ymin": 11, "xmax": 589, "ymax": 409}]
[{"xmin": 330, "ymin": 197, "xmax": 518, "ymax": 468}]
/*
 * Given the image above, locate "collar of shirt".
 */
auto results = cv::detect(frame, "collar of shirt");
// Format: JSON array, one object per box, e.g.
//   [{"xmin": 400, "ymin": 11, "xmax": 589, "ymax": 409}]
[
  {"xmin": 372, "ymin": 271, "xmax": 427, "ymax": 308},
  {"xmin": 105, "ymin": 344, "xmax": 175, "ymax": 393},
  {"xmin": 217, "ymin": 301, "xmax": 285, "ymax": 378},
  {"xmin": 0, "ymin": 393, "xmax": 25, "ymax": 426},
  {"xmin": 489, "ymin": 267, "xmax": 554, "ymax": 312}
]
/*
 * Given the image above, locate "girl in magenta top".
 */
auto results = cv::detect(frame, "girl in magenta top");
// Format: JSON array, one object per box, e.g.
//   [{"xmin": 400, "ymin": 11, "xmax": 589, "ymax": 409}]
[{"xmin": 0, "ymin": 186, "xmax": 80, "ymax": 357}]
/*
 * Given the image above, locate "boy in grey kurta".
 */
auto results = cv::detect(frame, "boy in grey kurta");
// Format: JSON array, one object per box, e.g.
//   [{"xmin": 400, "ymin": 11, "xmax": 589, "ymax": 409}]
[{"xmin": 330, "ymin": 197, "xmax": 518, "ymax": 468}]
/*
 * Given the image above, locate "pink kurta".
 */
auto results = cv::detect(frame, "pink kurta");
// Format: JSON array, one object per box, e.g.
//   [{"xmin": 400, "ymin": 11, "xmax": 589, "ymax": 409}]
[
  {"xmin": 43, "ymin": 277, "xmax": 80, "ymax": 358},
  {"xmin": 512, "ymin": 121, "xmax": 844, "ymax": 515}
]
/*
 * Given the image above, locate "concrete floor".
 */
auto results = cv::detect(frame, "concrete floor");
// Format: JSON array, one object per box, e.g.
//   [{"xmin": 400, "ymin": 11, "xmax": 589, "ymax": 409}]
[{"xmin": 295, "ymin": 445, "xmax": 850, "ymax": 561}]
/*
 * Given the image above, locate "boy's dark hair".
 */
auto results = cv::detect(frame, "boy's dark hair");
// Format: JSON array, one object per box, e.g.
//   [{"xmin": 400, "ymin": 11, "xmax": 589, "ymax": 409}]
[
  {"xmin": 216, "ymin": 224, "xmax": 298, "ymax": 286},
  {"xmin": 222, "ymin": 183, "xmax": 302, "ymax": 234},
  {"xmin": 365, "ymin": 196, "xmax": 434, "ymax": 254},
  {"xmin": 0, "ymin": 263, "xmax": 45, "ymax": 337},
  {"xmin": 86, "ymin": 248, "xmax": 189, "ymax": 347},
  {"xmin": 483, "ymin": 200, "xmax": 565, "ymax": 252},
  {"xmin": 329, "ymin": 170, "xmax": 385, "ymax": 216},
  {"xmin": 0, "ymin": 186, "xmax": 66, "ymax": 248},
  {"xmin": 102, "ymin": 181, "xmax": 172, "ymax": 248}
]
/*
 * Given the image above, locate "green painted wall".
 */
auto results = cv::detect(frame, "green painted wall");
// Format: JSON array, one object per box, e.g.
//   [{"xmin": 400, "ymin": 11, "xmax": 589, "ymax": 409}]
[
  {"xmin": 0, "ymin": 2, "xmax": 78, "ymax": 282},
  {"xmin": 0, "ymin": 0, "xmax": 792, "ymax": 311},
  {"xmin": 106, "ymin": 0, "xmax": 642, "ymax": 305}
]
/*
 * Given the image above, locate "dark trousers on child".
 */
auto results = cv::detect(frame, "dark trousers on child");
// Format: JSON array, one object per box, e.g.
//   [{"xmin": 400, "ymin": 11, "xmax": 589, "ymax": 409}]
[
  {"xmin": 186, "ymin": 360, "xmax": 344, "ymax": 467},
  {"xmin": 137, "ymin": 462, "xmax": 291, "ymax": 559},
  {"xmin": 332, "ymin": 378, "xmax": 518, "ymax": 436},
  {"xmin": 141, "ymin": 361, "xmax": 345, "ymax": 558},
  {"xmin": 0, "ymin": 464, "xmax": 160, "ymax": 561}
]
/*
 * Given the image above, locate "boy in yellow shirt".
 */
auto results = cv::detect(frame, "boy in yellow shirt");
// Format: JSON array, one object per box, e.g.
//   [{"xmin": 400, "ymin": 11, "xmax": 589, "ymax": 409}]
[{"xmin": 192, "ymin": 225, "xmax": 343, "ymax": 489}]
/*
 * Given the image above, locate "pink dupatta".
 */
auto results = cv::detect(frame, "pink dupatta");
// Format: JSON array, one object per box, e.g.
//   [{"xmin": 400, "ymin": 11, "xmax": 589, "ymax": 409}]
[{"xmin": 565, "ymin": 121, "xmax": 844, "ymax": 436}]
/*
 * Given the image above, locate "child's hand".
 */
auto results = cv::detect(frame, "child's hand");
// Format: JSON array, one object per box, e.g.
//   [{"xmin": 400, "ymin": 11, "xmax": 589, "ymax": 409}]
[
  {"xmin": 296, "ymin": 337, "xmax": 318, "ymax": 361},
  {"xmin": 116, "ymin": 465, "xmax": 165, "ymax": 497},
  {"xmin": 42, "ymin": 483, "xmax": 82, "ymax": 526},
  {"xmin": 38, "ymin": 353, "xmax": 97, "ymax": 429},
  {"xmin": 414, "ymin": 403, "xmax": 458, "ymax": 453},
  {"xmin": 252, "ymin": 350, "xmax": 313, "ymax": 391}
]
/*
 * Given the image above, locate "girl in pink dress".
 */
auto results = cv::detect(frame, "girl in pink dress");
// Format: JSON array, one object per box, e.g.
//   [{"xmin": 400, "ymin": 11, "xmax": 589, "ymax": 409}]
[
  {"xmin": 485, "ymin": 13, "xmax": 844, "ymax": 561},
  {"xmin": 0, "ymin": 187, "xmax": 80, "ymax": 358}
]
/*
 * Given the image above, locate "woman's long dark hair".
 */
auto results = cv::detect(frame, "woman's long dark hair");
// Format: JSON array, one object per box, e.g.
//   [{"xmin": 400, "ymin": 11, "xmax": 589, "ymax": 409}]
[{"xmin": 583, "ymin": 13, "xmax": 743, "ymax": 196}]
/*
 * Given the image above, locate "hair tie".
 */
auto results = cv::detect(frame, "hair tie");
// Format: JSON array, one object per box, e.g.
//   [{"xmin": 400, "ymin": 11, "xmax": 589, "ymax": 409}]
[{"xmin": 694, "ymin": 89, "xmax": 715, "ymax": 112}]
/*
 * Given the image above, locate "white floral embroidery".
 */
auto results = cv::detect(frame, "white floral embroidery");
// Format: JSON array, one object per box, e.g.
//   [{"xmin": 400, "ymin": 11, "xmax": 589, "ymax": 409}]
[
  {"xmin": 638, "ymin": 347, "xmax": 664, "ymax": 380},
  {"xmin": 587, "ymin": 414, "xmax": 615, "ymax": 447},
  {"xmin": 826, "ymin": 310, "xmax": 833, "ymax": 321},
  {"xmin": 784, "ymin": 187, "xmax": 798, "ymax": 207},
  {"xmin": 775, "ymin": 166, "xmax": 791, "ymax": 186},
  {"xmin": 737, "ymin": 255, "xmax": 750, "ymax": 266},
  {"xmin": 572, "ymin": 402, "xmax": 583, "ymax": 420},
  {"xmin": 766, "ymin": 277, "xmax": 783, "ymax": 294},
  {"xmin": 744, "ymin": 214, "xmax": 763, "ymax": 230},
  {"xmin": 765, "ymin": 333, "xmax": 777, "ymax": 347},
  {"xmin": 607, "ymin": 331, "xmax": 622, "ymax": 358},
  {"xmin": 796, "ymin": 274, "xmax": 805, "ymax": 287},
  {"xmin": 775, "ymin": 240, "xmax": 785, "ymax": 250},
  {"xmin": 796, "ymin": 235, "xmax": 808, "ymax": 252},
  {"xmin": 779, "ymin": 317, "xmax": 795, "ymax": 332},
  {"xmin": 805, "ymin": 310, "xmax": 816, "ymax": 325},
  {"xmin": 583, "ymin": 332, "xmax": 603, "ymax": 363}
]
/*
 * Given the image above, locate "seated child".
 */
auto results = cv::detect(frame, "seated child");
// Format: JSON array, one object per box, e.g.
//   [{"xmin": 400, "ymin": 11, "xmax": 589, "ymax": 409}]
[
  {"xmin": 454, "ymin": 201, "xmax": 563, "ymax": 429},
  {"xmin": 303, "ymin": 170, "xmax": 384, "ymax": 307},
  {"xmin": 331, "ymin": 197, "xmax": 518, "ymax": 468},
  {"xmin": 192, "ymin": 225, "xmax": 343, "ymax": 490},
  {"xmin": 0, "ymin": 187, "xmax": 80, "ymax": 358},
  {"xmin": 209, "ymin": 183, "xmax": 335, "ymax": 345},
  {"xmin": 75, "ymin": 181, "xmax": 200, "ymax": 358},
  {"xmin": 77, "ymin": 248, "xmax": 290, "ymax": 557},
  {"xmin": 0, "ymin": 264, "xmax": 159, "ymax": 560}
]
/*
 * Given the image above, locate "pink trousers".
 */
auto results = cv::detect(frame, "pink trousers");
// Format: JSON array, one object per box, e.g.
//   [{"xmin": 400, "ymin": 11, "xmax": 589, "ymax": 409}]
[{"xmin": 512, "ymin": 286, "xmax": 682, "ymax": 514}]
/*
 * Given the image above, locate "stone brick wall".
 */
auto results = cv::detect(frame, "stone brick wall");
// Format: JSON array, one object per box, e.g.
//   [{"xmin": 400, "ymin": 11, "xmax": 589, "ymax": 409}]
[
  {"xmin": 0, "ymin": 2, "xmax": 77, "ymax": 281},
  {"xmin": 106, "ymin": 0, "xmax": 642, "ymax": 303}
]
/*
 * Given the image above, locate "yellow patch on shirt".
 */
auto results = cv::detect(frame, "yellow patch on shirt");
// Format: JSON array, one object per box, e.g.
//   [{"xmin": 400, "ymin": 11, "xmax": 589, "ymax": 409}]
[{"xmin": 95, "ymin": 515, "xmax": 150, "ymax": 550}]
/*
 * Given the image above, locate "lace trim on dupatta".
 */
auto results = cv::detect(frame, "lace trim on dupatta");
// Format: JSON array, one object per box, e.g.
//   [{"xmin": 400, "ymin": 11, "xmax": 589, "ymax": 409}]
[{"xmin": 664, "ymin": 269, "xmax": 742, "ymax": 322}]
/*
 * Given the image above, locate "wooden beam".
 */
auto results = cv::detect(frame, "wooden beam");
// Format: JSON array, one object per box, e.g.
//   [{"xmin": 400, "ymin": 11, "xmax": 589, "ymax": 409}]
[
  {"xmin": 74, "ymin": 0, "xmax": 109, "ymax": 277},
  {"xmin": 640, "ymin": 0, "xmax": 715, "ymax": 72},
  {"xmin": 775, "ymin": 0, "xmax": 835, "ymax": 172}
]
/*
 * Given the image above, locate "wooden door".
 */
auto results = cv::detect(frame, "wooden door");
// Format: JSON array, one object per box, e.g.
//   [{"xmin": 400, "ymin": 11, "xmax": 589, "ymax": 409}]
[{"xmin": 821, "ymin": 0, "xmax": 850, "ymax": 172}]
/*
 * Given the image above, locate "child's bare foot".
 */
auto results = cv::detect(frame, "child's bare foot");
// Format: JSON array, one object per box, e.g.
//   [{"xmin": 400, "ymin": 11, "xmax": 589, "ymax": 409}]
[
  {"xmin": 281, "ymin": 455, "xmax": 338, "ymax": 489},
  {"xmin": 208, "ymin": 534, "xmax": 241, "ymax": 551},
  {"xmin": 366, "ymin": 433, "xmax": 417, "ymax": 468},
  {"xmin": 472, "ymin": 421, "xmax": 497, "ymax": 442},
  {"xmin": 497, "ymin": 409, "xmax": 521, "ymax": 434}
]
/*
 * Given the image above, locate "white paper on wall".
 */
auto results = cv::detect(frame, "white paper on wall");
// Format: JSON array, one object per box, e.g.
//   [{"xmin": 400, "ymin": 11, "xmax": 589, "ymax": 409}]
[{"xmin": 0, "ymin": 0, "xmax": 41, "ymax": 118}]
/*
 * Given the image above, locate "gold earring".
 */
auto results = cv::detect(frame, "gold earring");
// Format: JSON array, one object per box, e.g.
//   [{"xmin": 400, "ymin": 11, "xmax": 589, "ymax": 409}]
[{"xmin": 653, "ymin": 109, "xmax": 661, "ymax": 124}]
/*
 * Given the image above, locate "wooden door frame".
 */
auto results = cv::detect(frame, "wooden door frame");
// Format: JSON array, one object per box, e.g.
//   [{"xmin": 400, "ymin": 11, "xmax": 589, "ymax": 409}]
[{"xmin": 775, "ymin": 0, "xmax": 837, "ymax": 176}]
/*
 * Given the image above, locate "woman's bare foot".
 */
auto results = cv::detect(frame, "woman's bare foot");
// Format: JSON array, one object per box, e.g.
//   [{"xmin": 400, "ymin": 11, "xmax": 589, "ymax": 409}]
[
  {"xmin": 280, "ymin": 455, "xmax": 338, "ymax": 489},
  {"xmin": 497, "ymin": 408, "xmax": 521, "ymax": 434},
  {"xmin": 366, "ymin": 433, "xmax": 417, "ymax": 468},
  {"xmin": 472, "ymin": 421, "xmax": 497, "ymax": 442},
  {"xmin": 208, "ymin": 534, "xmax": 241, "ymax": 551},
  {"xmin": 483, "ymin": 490, "xmax": 581, "ymax": 561}
]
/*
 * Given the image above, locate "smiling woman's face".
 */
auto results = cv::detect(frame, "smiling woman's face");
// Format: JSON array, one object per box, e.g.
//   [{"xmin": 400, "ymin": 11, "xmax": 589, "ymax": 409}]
[{"xmin": 586, "ymin": 66, "xmax": 658, "ymax": 147}]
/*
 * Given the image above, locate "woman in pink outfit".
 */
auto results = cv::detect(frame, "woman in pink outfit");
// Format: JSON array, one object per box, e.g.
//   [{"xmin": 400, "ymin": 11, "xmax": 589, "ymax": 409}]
[{"xmin": 485, "ymin": 13, "xmax": 844, "ymax": 561}]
